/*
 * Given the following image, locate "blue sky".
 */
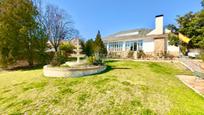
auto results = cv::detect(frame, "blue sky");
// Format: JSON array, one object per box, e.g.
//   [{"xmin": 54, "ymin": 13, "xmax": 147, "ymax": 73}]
[{"xmin": 44, "ymin": 0, "xmax": 202, "ymax": 39}]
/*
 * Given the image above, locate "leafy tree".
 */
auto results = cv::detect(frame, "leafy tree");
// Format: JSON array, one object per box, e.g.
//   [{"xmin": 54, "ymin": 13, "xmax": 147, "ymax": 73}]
[
  {"xmin": 60, "ymin": 42, "xmax": 75, "ymax": 57},
  {"xmin": 167, "ymin": 24, "xmax": 179, "ymax": 46},
  {"xmin": 93, "ymin": 31, "xmax": 107, "ymax": 58},
  {"xmin": 168, "ymin": 1, "xmax": 204, "ymax": 54},
  {"xmin": 0, "ymin": 0, "xmax": 21, "ymax": 66},
  {"xmin": 0, "ymin": 0, "xmax": 48, "ymax": 67},
  {"xmin": 85, "ymin": 39, "xmax": 94, "ymax": 56}
]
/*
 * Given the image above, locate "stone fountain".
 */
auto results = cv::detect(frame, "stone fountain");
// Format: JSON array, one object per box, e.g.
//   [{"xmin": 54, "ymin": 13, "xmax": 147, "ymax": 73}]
[
  {"xmin": 65, "ymin": 38, "xmax": 85, "ymax": 67},
  {"xmin": 43, "ymin": 38, "xmax": 107, "ymax": 78},
  {"xmin": 72, "ymin": 38, "xmax": 85, "ymax": 63}
]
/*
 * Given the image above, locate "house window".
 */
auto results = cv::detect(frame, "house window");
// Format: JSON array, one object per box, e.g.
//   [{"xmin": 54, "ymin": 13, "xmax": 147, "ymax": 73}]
[
  {"xmin": 108, "ymin": 40, "xmax": 143, "ymax": 52},
  {"xmin": 108, "ymin": 42, "xmax": 123, "ymax": 52},
  {"xmin": 125, "ymin": 40, "xmax": 143, "ymax": 51},
  {"xmin": 138, "ymin": 40, "xmax": 143, "ymax": 50}
]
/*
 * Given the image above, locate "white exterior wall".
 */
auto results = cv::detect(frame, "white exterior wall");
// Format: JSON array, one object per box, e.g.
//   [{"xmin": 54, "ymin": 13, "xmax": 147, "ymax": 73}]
[
  {"xmin": 107, "ymin": 42, "xmax": 109, "ymax": 51},
  {"xmin": 167, "ymin": 45, "xmax": 179, "ymax": 52},
  {"xmin": 167, "ymin": 44, "xmax": 179, "ymax": 56},
  {"xmin": 143, "ymin": 39, "xmax": 154, "ymax": 53},
  {"xmin": 122, "ymin": 41, "xmax": 126, "ymax": 51}
]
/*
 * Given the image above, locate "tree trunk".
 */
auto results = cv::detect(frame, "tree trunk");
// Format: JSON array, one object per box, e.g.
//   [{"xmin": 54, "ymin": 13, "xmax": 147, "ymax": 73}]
[
  {"xmin": 54, "ymin": 46, "xmax": 58, "ymax": 52},
  {"xmin": 27, "ymin": 50, "xmax": 34, "ymax": 67},
  {"xmin": 28, "ymin": 60, "xmax": 33, "ymax": 67},
  {"xmin": 28, "ymin": 55, "xmax": 34, "ymax": 67}
]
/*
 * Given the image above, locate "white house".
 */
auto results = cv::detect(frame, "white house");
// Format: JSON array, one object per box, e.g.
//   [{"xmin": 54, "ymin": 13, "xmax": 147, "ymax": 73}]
[{"xmin": 103, "ymin": 15, "xmax": 179, "ymax": 58}]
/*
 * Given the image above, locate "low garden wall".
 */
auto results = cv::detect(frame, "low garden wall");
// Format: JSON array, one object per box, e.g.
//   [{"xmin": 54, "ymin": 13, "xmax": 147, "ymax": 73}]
[{"xmin": 43, "ymin": 65, "xmax": 107, "ymax": 78}]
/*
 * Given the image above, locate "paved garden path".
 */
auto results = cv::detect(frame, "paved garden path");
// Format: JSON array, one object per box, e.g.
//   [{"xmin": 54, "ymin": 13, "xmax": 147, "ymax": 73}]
[
  {"xmin": 180, "ymin": 58, "xmax": 204, "ymax": 73},
  {"xmin": 177, "ymin": 75, "xmax": 204, "ymax": 96},
  {"xmin": 178, "ymin": 58, "xmax": 204, "ymax": 96}
]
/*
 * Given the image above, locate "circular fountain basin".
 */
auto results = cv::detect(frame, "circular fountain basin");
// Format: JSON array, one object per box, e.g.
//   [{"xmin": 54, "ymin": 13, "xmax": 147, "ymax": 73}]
[{"xmin": 43, "ymin": 65, "xmax": 107, "ymax": 78}]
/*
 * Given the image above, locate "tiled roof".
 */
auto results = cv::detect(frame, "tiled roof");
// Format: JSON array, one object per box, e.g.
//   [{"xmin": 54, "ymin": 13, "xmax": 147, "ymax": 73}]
[
  {"xmin": 103, "ymin": 28, "xmax": 167, "ymax": 42},
  {"xmin": 103, "ymin": 28, "xmax": 151, "ymax": 41}
]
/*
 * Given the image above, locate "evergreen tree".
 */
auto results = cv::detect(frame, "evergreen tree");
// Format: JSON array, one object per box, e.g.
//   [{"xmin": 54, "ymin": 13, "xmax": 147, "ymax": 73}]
[
  {"xmin": 85, "ymin": 39, "xmax": 94, "ymax": 56},
  {"xmin": 0, "ymin": 0, "xmax": 48, "ymax": 67},
  {"xmin": 94, "ymin": 31, "xmax": 107, "ymax": 58},
  {"xmin": 79, "ymin": 39, "xmax": 86, "ymax": 54}
]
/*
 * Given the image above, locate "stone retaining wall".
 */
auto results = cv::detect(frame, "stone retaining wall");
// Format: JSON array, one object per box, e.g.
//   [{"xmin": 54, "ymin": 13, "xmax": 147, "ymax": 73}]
[{"xmin": 43, "ymin": 65, "xmax": 107, "ymax": 78}]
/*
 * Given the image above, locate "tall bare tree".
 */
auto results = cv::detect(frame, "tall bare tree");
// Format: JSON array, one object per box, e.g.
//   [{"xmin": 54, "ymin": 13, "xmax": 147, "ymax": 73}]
[{"xmin": 44, "ymin": 4, "xmax": 78, "ymax": 52}]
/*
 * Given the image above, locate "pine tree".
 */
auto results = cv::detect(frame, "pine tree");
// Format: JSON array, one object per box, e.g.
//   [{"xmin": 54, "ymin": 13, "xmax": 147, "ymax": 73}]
[
  {"xmin": 94, "ymin": 31, "xmax": 107, "ymax": 58},
  {"xmin": 85, "ymin": 39, "xmax": 94, "ymax": 56}
]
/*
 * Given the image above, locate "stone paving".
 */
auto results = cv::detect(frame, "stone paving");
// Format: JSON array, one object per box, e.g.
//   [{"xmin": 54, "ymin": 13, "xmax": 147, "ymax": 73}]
[
  {"xmin": 178, "ymin": 58, "xmax": 204, "ymax": 96},
  {"xmin": 180, "ymin": 58, "xmax": 204, "ymax": 73},
  {"xmin": 177, "ymin": 75, "xmax": 204, "ymax": 96}
]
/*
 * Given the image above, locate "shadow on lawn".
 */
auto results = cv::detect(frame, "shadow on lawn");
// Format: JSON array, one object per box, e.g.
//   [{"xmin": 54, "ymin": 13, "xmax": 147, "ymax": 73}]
[
  {"xmin": 78, "ymin": 65, "xmax": 131, "ymax": 78},
  {"xmin": 6, "ymin": 64, "xmax": 44, "ymax": 71},
  {"xmin": 105, "ymin": 60, "xmax": 119, "ymax": 63},
  {"xmin": 91, "ymin": 65, "xmax": 131, "ymax": 76}
]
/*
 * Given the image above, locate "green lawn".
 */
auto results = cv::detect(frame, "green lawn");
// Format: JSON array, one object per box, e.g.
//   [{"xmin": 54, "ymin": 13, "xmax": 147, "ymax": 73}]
[{"xmin": 0, "ymin": 61, "xmax": 204, "ymax": 114}]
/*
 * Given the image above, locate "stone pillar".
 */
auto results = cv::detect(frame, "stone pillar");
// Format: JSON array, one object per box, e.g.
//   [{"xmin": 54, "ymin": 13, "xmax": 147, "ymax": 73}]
[{"xmin": 134, "ymin": 51, "xmax": 138, "ymax": 59}]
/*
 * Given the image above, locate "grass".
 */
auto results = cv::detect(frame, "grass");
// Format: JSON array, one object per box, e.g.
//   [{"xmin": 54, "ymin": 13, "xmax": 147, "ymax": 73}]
[{"xmin": 0, "ymin": 60, "xmax": 204, "ymax": 114}]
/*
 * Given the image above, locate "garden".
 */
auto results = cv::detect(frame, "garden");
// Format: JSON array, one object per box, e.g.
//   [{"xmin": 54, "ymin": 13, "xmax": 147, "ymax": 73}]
[
  {"xmin": 1, "ymin": 61, "xmax": 204, "ymax": 114},
  {"xmin": 1, "ymin": 0, "xmax": 204, "ymax": 114}
]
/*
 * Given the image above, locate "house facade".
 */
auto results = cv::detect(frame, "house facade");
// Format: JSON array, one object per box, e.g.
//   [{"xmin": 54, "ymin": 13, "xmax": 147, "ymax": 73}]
[{"xmin": 103, "ymin": 15, "xmax": 179, "ymax": 58}]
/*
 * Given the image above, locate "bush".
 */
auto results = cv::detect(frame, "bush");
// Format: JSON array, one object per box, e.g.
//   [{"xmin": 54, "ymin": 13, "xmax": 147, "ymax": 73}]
[
  {"xmin": 137, "ymin": 50, "xmax": 145, "ymax": 59},
  {"xmin": 50, "ymin": 55, "xmax": 67, "ymax": 67},
  {"xmin": 180, "ymin": 46, "xmax": 188, "ymax": 56},
  {"xmin": 108, "ymin": 52, "xmax": 120, "ymax": 59},
  {"xmin": 35, "ymin": 52, "xmax": 51, "ymax": 65},
  {"xmin": 87, "ymin": 56, "xmax": 96, "ymax": 65},
  {"xmin": 165, "ymin": 53, "xmax": 175, "ymax": 60},
  {"xmin": 93, "ymin": 59, "xmax": 103, "ymax": 65},
  {"xmin": 60, "ymin": 42, "xmax": 75, "ymax": 57},
  {"xmin": 200, "ymin": 52, "xmax": 204, "ymax": 62},
  {"xmin": 128, "ymin": 51, "xmax": 134, "ymax": 58},
  {"xmin": 87, "ymin": 56, "xmax": 103, "ymax": 66}
]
